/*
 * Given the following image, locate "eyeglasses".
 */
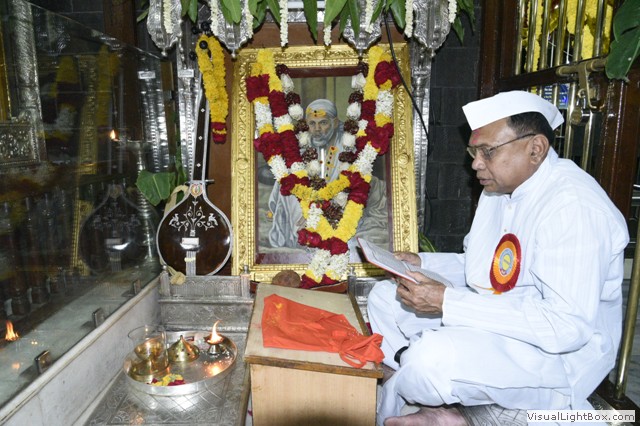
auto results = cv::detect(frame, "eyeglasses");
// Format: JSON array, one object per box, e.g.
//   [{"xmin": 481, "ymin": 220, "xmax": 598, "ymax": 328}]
[{"xmin": 466, "ymin": 133, "xmax": 537, "ymax": 161}]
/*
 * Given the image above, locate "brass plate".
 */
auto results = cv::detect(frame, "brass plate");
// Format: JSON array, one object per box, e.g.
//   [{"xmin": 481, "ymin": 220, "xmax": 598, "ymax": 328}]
[{"xmin": 123, "ymin": 330, "xmax": 237, "ymax": 396}]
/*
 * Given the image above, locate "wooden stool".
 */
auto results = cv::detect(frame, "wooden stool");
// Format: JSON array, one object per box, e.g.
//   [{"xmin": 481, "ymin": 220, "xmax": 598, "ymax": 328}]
[{"xmin": 245, "ymin": 284, "xmax": 383, "ymax": 426}]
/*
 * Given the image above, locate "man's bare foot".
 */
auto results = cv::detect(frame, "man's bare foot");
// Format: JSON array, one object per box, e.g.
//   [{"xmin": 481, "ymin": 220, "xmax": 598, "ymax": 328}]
[
  {"xmin": 381, "ymin": 364, "xmax": 395, "ymax": 384},
  {"xmin": 384, "ymin": 406, "xmax": 468, "ymax": 426}
]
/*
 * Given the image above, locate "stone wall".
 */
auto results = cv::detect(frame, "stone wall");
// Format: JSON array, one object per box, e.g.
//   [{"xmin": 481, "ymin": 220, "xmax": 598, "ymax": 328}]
[{"xmin": 425, "ymin": 6, "xmax": 482, "ymax": 253}]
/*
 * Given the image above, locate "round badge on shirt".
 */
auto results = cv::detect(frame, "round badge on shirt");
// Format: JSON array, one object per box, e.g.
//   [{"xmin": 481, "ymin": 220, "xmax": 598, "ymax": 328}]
[{"xmin": 490, "ymin": 233, "xmax": 521, "ymax": 293}]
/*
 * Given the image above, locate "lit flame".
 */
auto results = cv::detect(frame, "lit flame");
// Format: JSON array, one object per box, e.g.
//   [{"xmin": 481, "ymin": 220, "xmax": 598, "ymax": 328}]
[
  {"xmin": 5, "ymin": 320, "xmax": 19, "ymax": 341},
  {"xmin": 207, "ymin": 320, "xmax": 223, "ymax": 344},
  {"xmin": 110, "ymin": 129, "xmax": 117, "ymax": 141},
  {"xmin": 205, "ymin": 363, "xmax": 222, "ymax": 376}
]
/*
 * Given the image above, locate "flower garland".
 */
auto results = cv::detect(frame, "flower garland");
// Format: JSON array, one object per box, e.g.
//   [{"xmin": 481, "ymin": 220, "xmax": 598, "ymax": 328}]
[
  {"xmin": 279, "ymin": 0, "xmax": 288, "ymax": 47},
  {"xmin": 195, "ymin": 35, "xmax": 228, "ymax": 144},
  {"xmin": 246, "ymin": 46, "xmax": 400, "ymax": 288}
]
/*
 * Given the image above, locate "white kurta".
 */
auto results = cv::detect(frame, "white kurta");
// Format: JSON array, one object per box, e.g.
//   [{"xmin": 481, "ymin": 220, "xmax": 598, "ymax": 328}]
[{"xmin": 368, "ymin": 149, "xmax": 629, "ymax": 423}]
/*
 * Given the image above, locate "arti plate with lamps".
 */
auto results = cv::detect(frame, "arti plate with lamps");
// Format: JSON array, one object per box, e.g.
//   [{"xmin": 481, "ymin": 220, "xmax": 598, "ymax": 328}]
[{"xmin": 123, "ymin": 325, "xmax": 237, "ymax": 396}]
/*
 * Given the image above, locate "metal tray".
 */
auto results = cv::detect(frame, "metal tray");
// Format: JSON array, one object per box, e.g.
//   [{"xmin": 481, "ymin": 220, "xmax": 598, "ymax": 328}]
[{"xmin": 123, "ymin": 330, "xmax": 237, "ymax": 396}]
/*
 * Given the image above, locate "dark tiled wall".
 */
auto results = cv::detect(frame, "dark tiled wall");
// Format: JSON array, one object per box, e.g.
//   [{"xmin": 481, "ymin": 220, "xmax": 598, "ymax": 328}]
[
  {"xmin": 28, "ymin": 0, "xmax": 105, "ymax": 33},
  {"xmin": 426, "ymin": 8, "xmax": 482, "ymax": 253}
]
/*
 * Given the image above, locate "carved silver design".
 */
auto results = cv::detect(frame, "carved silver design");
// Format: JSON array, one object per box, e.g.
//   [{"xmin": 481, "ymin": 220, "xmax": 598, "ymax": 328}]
[
  {"xmin": 168, "ymin": 199, "xmax": 221, "ymax": 236},
  {"xmin": 412, "ymin": 0, "xmax": 451, "ymax": 51},
  {"xmin": 342, "ymin": 0, "xmax": 383, "ymax": 56},
  {"xmin": 9, "ymin": 0, "xmax": 45, "ymax": 164},
  {"xmin": 0, "ymin": 119, "xmax": 39, "ymax": 168},
  {"xmin": 210, "ymin": 0, "xmax": 252, "ymax": 58},
  {"xmin": 147, "ymin": 0, "xmax": 182, "ymax": 55}
]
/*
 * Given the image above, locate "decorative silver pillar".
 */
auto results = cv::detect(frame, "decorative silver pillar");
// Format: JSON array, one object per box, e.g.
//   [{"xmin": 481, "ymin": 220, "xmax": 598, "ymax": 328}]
[
  {"xmin": 138, "ymin": 69, "xmax": 170, "ymax": 173},
  {"xmin": 8, "ymin": 0, "xmax": 45, "ymax": 165},
  {"xmin": 410, "ymin": 0, "xmax": 451, "ymax": 233}
]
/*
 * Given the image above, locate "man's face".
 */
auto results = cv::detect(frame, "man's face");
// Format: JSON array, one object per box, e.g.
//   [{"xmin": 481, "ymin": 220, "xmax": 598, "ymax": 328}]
[
  {"xmin": 307, "ymin": 115, "xmax": 336, "ymax": 147},
  {"xmin": 469, "ymin": 118, "xmax": 538, "ymax": 195}
]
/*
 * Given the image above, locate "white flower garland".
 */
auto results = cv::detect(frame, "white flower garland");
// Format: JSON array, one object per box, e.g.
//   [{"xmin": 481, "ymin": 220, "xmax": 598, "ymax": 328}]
[
  {"xmin": 324, "ymin": 26, "xmax": 332, "ymax": 46},
  {"xmin": 342, "ymin": 132, "xmax": 356, "ymax": 148},
  {"xmin": 279, "ymin": 0, "xmax": 288, "ymax": 46},
  {"xmin": 274, "ymin": 114, "xmax": 293, "ymax": 131},
  {"xmin": 364, "ymin": 0, "xmax": 374, "ymax": 32},
  {"xmin": 164, "ymin": 0, "xmax": 173, "ymax": 35},
  {"xmin": 244, "ymin": 0, "xmax": 254, "ymax": 38},
  {"xmin": 405, "ymin": 0, "xmax": 414, "ymax": 38},
  {"xmin": 308, "ymin": 249, "xmax": 332, "ymax": 278},
  {"xmin": 210, "ymin": 0, "xmax": 219, "ymax": 35},
  {"xmin": 307, "ymin": 203, "xmax": 323, "ymax": 229},
  {"xmin": 254, "ymin": 102, "xmax": 273, "ymax": 131},
  {"xmin": 448, "ymin": 0, "xmax": 457, "ymax": 23},
  {"xmin": 376, "ymin": 90, "xmax": 394, "ymax": 117},
  {"xmin": 353, "ymin": 144, "xmax": 378, "ymax": 176},
  {"xmin": 333, "ymin": 192, "xmax": 348, "ymax": 207},
  {"xmin": 269, "ymin": 155, "xmax": 288, "ymax": 180}
]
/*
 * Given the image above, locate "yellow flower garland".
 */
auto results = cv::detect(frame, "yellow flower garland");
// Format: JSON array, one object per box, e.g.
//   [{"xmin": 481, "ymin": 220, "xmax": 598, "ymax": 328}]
[{"xmin": 196, "ymin": 35, "xmax": 228, "ymax": 140}]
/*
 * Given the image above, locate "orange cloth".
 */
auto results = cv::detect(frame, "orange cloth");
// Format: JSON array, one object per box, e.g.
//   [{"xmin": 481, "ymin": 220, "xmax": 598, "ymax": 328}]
[{"xmin": 261, "ymin": 294, "xmax": 384, "ymax": 368}]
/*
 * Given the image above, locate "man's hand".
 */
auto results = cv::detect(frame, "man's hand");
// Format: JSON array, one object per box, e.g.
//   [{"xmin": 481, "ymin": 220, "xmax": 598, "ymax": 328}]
[
  {"xmin": 396, "ymin": 271, "xmax": 446, "ymax": 315},
  {"xmin": 393, "ymin": 251, "xmax": 421, "ymax": 267}
]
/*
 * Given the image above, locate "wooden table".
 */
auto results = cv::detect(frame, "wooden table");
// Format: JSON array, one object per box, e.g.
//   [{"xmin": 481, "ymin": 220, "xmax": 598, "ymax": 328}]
[{"xmin": 244, "ymin": 284, "xmax": 383, "ymax": 426}]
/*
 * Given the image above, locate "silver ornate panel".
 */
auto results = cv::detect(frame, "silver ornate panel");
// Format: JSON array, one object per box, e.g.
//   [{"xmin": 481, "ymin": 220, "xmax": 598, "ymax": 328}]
[{"xmin": 0, "ymin": 118, "xmax": 41, "ymax": 168}]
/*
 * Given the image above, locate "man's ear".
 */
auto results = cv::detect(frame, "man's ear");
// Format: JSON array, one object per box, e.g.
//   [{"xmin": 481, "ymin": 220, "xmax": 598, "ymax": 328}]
[{"xmin": 530, "ymin": 134, "xmax": 550, "ymax": 164}]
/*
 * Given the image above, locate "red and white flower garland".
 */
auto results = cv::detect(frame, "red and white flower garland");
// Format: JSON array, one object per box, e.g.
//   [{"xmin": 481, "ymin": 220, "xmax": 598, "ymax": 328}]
[{"xmin": 246, "ymin": 46, "xmax": 400, "ymax": 288}]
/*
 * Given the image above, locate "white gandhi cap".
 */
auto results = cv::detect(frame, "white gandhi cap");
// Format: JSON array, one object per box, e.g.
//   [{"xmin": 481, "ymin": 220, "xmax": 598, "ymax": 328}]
[{"xmin": 462, "ymin": 91, "xmax": 564, "ymax": 131}]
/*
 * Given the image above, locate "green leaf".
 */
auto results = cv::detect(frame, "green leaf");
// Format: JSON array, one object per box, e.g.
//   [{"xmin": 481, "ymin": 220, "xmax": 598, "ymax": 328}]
[
  {"xmin": 370, "ymin": 0, "xmax": 385, "ymax": 24},
  {"xmin": 250, "ymin": 0, "xmax": 267, "ymax": 29},
  {"xmin": 180, "ymin": 0, "xmax": 190, "ymax": 17},
  {"xmin": 265, "ymin": 0, "xmax": 281, "ymax": 24},
  {"xmin": 136, "ymin": 170, "xmax": 176, "ymax": 207},
  {"xmin": 187, "ymin": 0, "xmax": 198, "ymax": 23},
  {"xmin": 458, "ymin": 0, "xmax": 474, "ymax": 13},
  {"xmin": 325, "ymin": 0, "xmax": 348, "ymax": 27},
  {"xmin": 339, "ymin": 4, "xmax": 350, "ymax": 34},
  {"xmin": 418, "ymin": 233, "xmax": 438, "ymax": 253},
  {"xmin": 452, "ymin": 16, "xmax": 465, "ymax": 43},
  {"xmin": 302, "ymin": 0, "xmax": 318, "ymax": 42},
  {"xmin": 347, "ymin": 0, "xmax": 360, "ymax": 38},
  {"xmin": 136, "ymin": 9, "xmax": 149, "ymax": 23},
  {"xmin": 606, "ymin": 0, "xmax": 640, "ymax": 80},
  {"xmin": 388, "ymin": 0, "xmax": 406, "ymax": 30},
  {"xmin": 612, "ymin": 0, "xmax": 640, "ymax": 40},
  {"xmin": 220, "ymin": 0, "xmax": 243, "ymax": 24},
  {"xmin": 456, "ymin": 0, "xmax": 476, "ymax": 32},
  {"xmin": 606, "ymin": 27, "xmax": 640, "ymax": 80}
]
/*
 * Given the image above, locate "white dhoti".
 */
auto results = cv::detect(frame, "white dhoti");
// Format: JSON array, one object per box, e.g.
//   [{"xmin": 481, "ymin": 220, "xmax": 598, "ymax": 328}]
[{"xmin": 369, "ymin": 280, "xmax": 576, "ymax": 425}]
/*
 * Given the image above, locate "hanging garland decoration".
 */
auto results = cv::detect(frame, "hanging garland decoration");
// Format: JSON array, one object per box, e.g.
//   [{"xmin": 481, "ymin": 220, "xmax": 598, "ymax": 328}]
[
  {"xmin": 195, "ymin": 35, "xmax": 228, "ymax": 144},
  {"xmin": 246, "ymin": 46, "xmax": 400, "ymax": 288}
]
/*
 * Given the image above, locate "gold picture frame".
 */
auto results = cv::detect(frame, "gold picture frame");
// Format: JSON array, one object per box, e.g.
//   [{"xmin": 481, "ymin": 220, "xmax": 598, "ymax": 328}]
[{"xmin": 230, "ymin": 43, "xmax": 417, "ymax": 282}]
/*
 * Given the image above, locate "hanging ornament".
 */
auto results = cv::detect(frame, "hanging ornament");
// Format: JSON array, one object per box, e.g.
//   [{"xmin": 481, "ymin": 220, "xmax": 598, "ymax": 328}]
[{"xmin": 147, "ymin": 0, "xmax": 182, "ymax": 55}]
